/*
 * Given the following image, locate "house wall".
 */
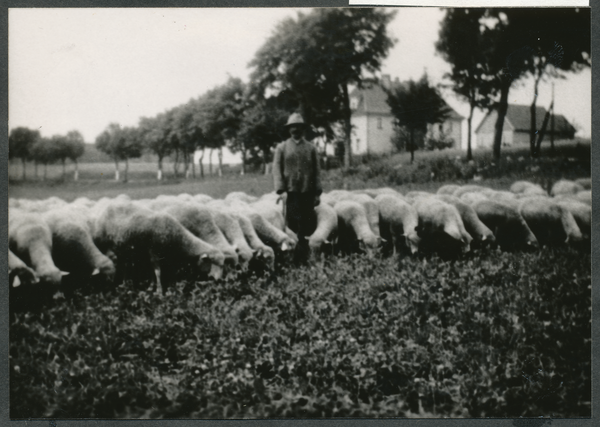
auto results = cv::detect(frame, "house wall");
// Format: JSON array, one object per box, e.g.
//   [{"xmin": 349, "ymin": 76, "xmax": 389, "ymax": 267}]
[
  {"xmin": 427, "ymin": 119, "xmax": 462, "ymax": 149},
  {"xmin": 475, "ymin": 111, "xmax": 515, "ymax": 148},
  {"xmin": 351, "ymin": 113, "xmax": 395, "ymax": 155},
  {"xmin": 351, "ymin": 115, "xmax": 368, "ymax": 155},
  {"xmin": 512, "ymin": 132, "xmax": 530, "ymax": 145}
]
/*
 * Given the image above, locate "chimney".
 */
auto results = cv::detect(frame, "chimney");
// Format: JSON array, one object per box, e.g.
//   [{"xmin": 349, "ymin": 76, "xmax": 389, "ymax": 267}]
[{"xmin": 381, "ymin": 74, "xmax": 391, "ymax": 90}]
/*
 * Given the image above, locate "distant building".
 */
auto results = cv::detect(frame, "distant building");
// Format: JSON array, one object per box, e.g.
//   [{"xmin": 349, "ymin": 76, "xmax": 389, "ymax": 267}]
[
  {"xmin": 475, "ymin": 104, "xmax": 576, "ymax": 148},
  {"xmin": 349, "ymin": 75, "xmax": 463, "ymax": 155}
]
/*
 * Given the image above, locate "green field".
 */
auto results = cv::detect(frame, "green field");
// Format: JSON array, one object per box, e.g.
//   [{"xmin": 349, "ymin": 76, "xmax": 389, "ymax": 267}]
[{"xmin": 9, "ymin": 140, "xmax": 592, "ymax": 418}]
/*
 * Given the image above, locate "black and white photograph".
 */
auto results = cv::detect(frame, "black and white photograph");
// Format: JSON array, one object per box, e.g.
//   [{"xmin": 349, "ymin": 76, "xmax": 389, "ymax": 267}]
[{"xmin": 7, "ymin": 6, "xmax": 592, "ymax": 419}]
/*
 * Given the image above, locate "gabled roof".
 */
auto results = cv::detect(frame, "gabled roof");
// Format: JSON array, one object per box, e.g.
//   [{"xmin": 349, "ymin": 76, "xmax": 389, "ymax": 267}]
[
  {"xmin": 476, "ymin": 104, "xmax": 575, "ymax": 134},
  {"xmin": 350, "ymin": 80, "xmax": 464, "ymax": 121}
]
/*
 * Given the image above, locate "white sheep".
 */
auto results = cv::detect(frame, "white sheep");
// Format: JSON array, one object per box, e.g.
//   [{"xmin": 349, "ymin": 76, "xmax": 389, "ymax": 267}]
[
  {"xmin": 333, "ymin": 200, "xmax": 381, "ymax": 256},
  {"xmin": 374, "ymin": 194, "xmax": 420, "ymax": 255},
  {"xmin": 435, "ymin": 195, "xmax": 495, "ymax": 246},
  {"xmin": 413, "ymin": 198, "xmax": 472, "ymax": 254},
  {"xmin": 518, "ymin": 197, "xmax": 583, "ymax": 245},
  {"xmin": 555, "ymin": 199, "xmax": 591, "ymax": 240},
  {"xmin": 306, "ymin": 203, "xmax": 338, "ymax": 257},
  {"xmin": 551, "ymin": 180, "xmax": 585, "ymax": 197},
  {"xmin": 9, "ymin": 249, "xmax": 38, "ymax": 287},
  {"xmin": 225, "ymin": 191, "xmax": 259, "ymax": 204}
]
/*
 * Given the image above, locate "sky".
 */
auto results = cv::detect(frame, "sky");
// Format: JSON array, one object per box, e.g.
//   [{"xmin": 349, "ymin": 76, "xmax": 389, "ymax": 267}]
[{"xmin": 9, "ymin": 8, "xmax": 591, "ymax": 163}]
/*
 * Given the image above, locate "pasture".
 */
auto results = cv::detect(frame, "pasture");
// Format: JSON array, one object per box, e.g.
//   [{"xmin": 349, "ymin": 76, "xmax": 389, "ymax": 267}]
[{"xmin": 8, "ymin": 139, "xmax": 592, "ymax": 418}]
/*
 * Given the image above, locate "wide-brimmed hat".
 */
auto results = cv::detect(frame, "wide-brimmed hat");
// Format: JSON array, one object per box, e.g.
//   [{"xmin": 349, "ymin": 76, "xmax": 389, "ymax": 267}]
[{"xmin": 285, "ymin": 113, "xmax": 306, "ymax": 127}]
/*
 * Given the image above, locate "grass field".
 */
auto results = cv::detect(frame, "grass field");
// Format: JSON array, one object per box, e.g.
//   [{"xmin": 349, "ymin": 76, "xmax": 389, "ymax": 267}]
[{"xmin": 8, "ymin": 139, "xmax": 592, "ymax": 418}]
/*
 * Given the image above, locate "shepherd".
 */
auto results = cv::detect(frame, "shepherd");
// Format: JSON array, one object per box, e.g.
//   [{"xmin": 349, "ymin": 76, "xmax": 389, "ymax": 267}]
[{"xmin": 273, "ymin": 112, "xmax": 322, "ymax": 263}]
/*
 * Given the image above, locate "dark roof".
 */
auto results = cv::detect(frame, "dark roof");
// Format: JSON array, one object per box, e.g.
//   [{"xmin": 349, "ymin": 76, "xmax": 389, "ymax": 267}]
[
  {"xmin": 350, "ymin": 81, "xmax": 464, "ymax": 121},
  {"xmin": 477, "ymin": 104, "xmax": 575, "ymax": 134}
]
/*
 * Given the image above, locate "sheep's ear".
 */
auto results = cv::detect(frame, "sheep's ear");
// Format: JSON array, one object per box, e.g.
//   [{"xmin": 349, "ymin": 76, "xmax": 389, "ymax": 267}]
[
  {"xmin": 91, "ymin": 268, "xmax": 101, "ymax": 276},
  {"xmin": 60, "ymin": 271, "xmax": 70, "ymax": 276},
  {"xmin": 324, "ymin": 240, "xmax": 331, "ymax": 244},
  {"xmin": 380, "ymin": 237, "xmax": 387, "ymax": 243},
  {"xmin": 13, "ymin": 275, "xmax": 21, "ymax": 288},
  {"xmin": 303, "ymin": 235, "xmax": 309, "ymax": 240},
  {"xmin": 281, "ymin": 242, "xmax": 290, "ymax": 251},
  {"xmin": 201, "ymin": 254, "xmax": 209, "ymax": 259}
]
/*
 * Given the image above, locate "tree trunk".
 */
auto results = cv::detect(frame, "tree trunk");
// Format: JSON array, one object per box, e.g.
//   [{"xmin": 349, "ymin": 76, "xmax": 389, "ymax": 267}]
[
  {"xmin": 124, "ymin": 158, "xmax": 129, "ymax": 183},
  {"xmin": 341, "ymin": 83, "xmax": 353, "ymax": 169},
  {"xmin": 199, "ymin": 148, "xmax": 205, "ymax": 178},
  {"xmin": 263, "ymin": 149, "xmax": 269, "ymax": 175},
  {"xmin": 466, "ymin": 103, "xmax": 474, "ymax": 161},
  {"xmin": 21, "ymin": 158, "xmax": 26, "ymax": 180},
  {"xmin": 74, "ymin": 160, "xmax": 79, "ymax": 181},
  {"xmin": 157, "ymin": 156, "xmax": 163, "ymax": 181},
  {"xmin": 217, "ymin": 147, "xmax": 223, "ymax": 177},
  {"xmin": 550, "ymin": 105, "xmax": 555, "ymax": 155},
  {"xmin": 492, "ymin": 80, "xmax": 511, "ymax": 162},
  {"xmin": 173, "ymin": 149, "xmax": 179, "ymax": 178},
  {"xmin": 191, "ymin": 158, "xmax": 196, "ymax": 179},
  {"xmin": 410, "ymin": 128, "xmax": 415, "ymax": 164},
  {"xmin": 535, "ymin": 105, "xmax": 552, "ymax": 154},
  {"xmin": 209, "ymin": 149, "xmax": 213, "ymax": 175},
  {"xmin": 240, "ymin": 142, "xmax": 246, "ymax": 176},
  {"xmin": 184, "ymin": 153, "xmax": 190, "ymax": 179},
  {"xmin": 114, "ymin": 160, "xmax": 120, "ymax": 181}
]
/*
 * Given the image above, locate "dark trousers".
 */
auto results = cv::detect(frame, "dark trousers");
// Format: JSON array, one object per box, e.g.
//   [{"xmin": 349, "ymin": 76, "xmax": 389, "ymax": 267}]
[{"xmin": 285, "ymin": 192, "xmax": 317, "ymax": 239}]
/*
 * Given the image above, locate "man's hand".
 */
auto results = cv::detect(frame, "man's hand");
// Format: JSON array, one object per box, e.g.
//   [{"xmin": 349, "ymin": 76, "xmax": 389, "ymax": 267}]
[{"xmin": 313, "ymin": 195, "xmax": 320, "ymax": 207}]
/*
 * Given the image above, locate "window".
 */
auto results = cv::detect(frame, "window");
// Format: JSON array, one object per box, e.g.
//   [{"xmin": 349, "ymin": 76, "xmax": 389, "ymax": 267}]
[
  {"xmin": 350, "ymin": 97, "xmax": 359, "ymax": 110},
  {"xmin": 377, "ymin": 118, "xmax": 383, "ymax": 129}
]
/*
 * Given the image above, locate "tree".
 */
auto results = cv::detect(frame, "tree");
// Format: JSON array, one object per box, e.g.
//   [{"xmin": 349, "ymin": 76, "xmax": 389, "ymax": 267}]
[
  {"xmin": 436, "ymin": 8, "xmax": 492, "ymax": 161},
  {"xmin": 249, "ymin": 8, "xmax": 396, "ymax": 169},
  {"xmin": 9, "ymin": 127, "xmax": 40, "ymax": 180},
  {"xmin": 438, "ymin": 8, "xmax": 590, "ymax": 161},
  {"xmin": 139, "ymin": 114, "xmax": 172, "ymax": 180},
  {"xmin": 30, "ymin": 137, "xmax": 58, "ymax": 181},
  {"xmin": 386, "ymin": 74, "xmax": 450, "ymax": 163},
  {"xmin": 172, "ymin": 103, "xmax": 203, "ymax": 179},
  {"xmin": 49, "ymin": 134, "xmax": 73, "ymax": 179},
  {"xmin": 65, "ymin": 130, "xmax": 86, "ymax": 180},
  {"xmin": 95, "ymin": 123, "xmax": 143, "ymax": 182}
]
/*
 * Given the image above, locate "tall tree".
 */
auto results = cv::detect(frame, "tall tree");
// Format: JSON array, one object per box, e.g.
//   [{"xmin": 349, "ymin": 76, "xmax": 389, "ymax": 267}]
[
  {"xmin": 65, "ymin": 130, "xmax": 86, "ymax": 180},
  {"xmin": 249, "ymin": 8, "xmax": 396, "ymax": 169},
  {"xmin": 386, "ymin": 74, "xmax": 450, "ymax": 163},
  {"xmin": 49, "ymin": 134, "xmax": 72, "ymax": 179},
  {"xmin": 436, "ymin": 8, "xmax": 492, "ymax": 161},
  {"xmin": 9, "ymin": 127, "xmax": 40, "ymax": 180},
  {"xmin": 30, "ymin": 137, "xmax": 58, "ymax": 180},
  {"xmin": 139, "ymin": 114, "xmax": 172, "ymax": 180},
  {"xmin": 95, "ymin": 123, "xmax": 143, "ymax": 182}
]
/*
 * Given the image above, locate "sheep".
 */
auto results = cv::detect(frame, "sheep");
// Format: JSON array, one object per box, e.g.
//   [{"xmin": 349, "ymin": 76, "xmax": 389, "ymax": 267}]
[
  {"xmin": 412, "ymin": 198, "xmax": 472, "ymax": 254},
  {"xmin": 9, "ymin": 209, "xmax": 68, "ymax": 286},
  {"xmin": 93, "ymin": 200, "xmax": 225, "ymax": 293},
  {"xmin": 436, "ymin": 184, "xmax": 461, "ymax": 196},
  {"xmin": 306, "ymin": 203, "xmax": 338, "ymax": 257},
  {"xmin": 575, "ymin": 177, "xmax": 591, "ymax": 190},
  {"xmin": 251, "ymin": 198, "xmax": 300, "ymax": 244},
  {"xmin": 471, "ymin": 200, "xmax": 538, "ymax": 251},
  {"xmin": 551, "ymin": 179, "xmax": 585, "ymax": 196},
  {"xmin": 404, "ymin": 191, "xmax": 435, "ymax": 204},
  {"xmin": 459, "ymin": 191, "xmax": 489, "ymax": 206},
  {"xmin": 555, "ymin": 199, "xmax": 591, "ymax": 240},
  {"xmin": 143, "ymin": 199, "xmax": 240, "ymax": 272},
  {"xmin": 42, "ymin": 206, "xmax": 116, "ymax": 283},
  {"xmin": 352, "ymin": 187, "xmax": 403, "ymax": 199},
  {"xmin": 374, "ymin": 194, "xmax": 420, "ymax": 255},
  {"xmin": 71, "ymin": 197, "xmax": 96, "ymax": 209},
  {"xmin": 225, "ymin": 191, "xmax": 259, "ymax": 204},
  {"xmin": 510, "ymin": 181, "xmax": 547, "ymax": 195},
  {"xmin": 333, "ymin": 200, "xmax": 381, "ymax": 256},
  {"xmin": 575, "ymin": 190, "xmax": 592, "ymax": 206},
  {"xmin": 209, "ymin": 208, "xmax": 255, "ymax": 269},
  {"xmin": 517, "ymin": 197, "xmax": 583, "ymax": 245},
  {"xmin": 9, "ymin": 249, "xmax": 38, "ymax": 288},
  {"xmin": 192, "ymin": 194, "xmax": 214, "ymax": 204},
  {"xmin": 435, "ymin": 195, "xmax": 495, "ymax": 246},
  {"xmin": 479, "ymin": 189, "xmax": 521, "ymax": 210},
  {"xmin": 322, "ymin": 191, "xmax": 380, "ymax": 236},
  {"xmin": 207, "ymin": 200, "xmax": 275, "ymax": 270},
  {"xmin": 452, "ymin": 185, "xmax": 490, "ymax": 199}
]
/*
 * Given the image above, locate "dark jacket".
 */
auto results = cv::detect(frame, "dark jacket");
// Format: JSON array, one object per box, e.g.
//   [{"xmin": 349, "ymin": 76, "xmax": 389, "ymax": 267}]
[{"xmin": 273, "ymin": 137, "xmax": 322, "ymax": 195}]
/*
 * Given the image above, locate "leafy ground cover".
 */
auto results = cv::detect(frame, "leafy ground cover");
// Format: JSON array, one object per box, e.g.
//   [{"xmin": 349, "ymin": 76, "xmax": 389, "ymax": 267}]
[{"xmin": 10, "ymin": 246, "xmax": 591, "ymax": 418}]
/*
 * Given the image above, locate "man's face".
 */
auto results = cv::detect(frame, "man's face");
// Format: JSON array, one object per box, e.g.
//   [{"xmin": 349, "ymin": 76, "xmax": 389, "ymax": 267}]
[{"xmin": 289, "ymin": 124, "xmax": 304, "ymax": 140}]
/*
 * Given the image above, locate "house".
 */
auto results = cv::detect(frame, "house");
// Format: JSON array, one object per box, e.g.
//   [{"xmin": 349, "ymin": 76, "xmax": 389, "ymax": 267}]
[
  {"xmin": 475, "ymin": 104, "xmax": 576, "ymax": 148},
  {"xmin": 349, "ymin": 75, "xmax": 463, "ymax": 155}
]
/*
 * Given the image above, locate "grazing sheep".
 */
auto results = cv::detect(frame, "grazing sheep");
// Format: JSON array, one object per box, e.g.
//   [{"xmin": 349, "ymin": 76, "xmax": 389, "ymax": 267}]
[
  {"xmin": 555, "ymin": 199, "xmax": 591, "ymax": 240},
  {"xmin": 353, "ymin": 187, "xmax": 403, "ymax": 199},
  {"xmin": 435, "ymin": 195, "xmax": 495, "ymax": 246},
  {"xmin": 459, "ymin": 192, "xmax": 489, "ymax": 206},
  {"xmin": 251, "ymin": 199, "xmax": 300, "ymax": 244},
  {"xmin": 575, "ymin": 190, "xmax": 592, "ymax": 206},
  {"xmin": 146, "ymin": 199, "xmax": 240, "ymax": 272},
  {"xmin": 192, "ymin": 194, "xmax": 214, "ymax": 204},
  {"xmin": 9, "ymin": 209, "xmax": 68, "ymax": 286},
  {"xmin": 479, "ymin": 190, "xmax": 521, "ymax": 210},
  {"xmin": 93, "ymin": 201, "xmax": 225, "ymax": 293},
  {"xmin": 306, "ymin": 203, "xmax": 338, "ymax": 257},
  {"xmin": 471, "ymin": 200, "xmax": 538, "ymax": 251},
  {"xmin": 333, "ymin": 200, "xmax": 381, "ymax": 255},
  {"xmin": 207, "ymin": 200, "xmax": 275, "ymax": 270},
  {"xmin": 452, "ymin": 185, "xmax": 490, "ymax": 199},
  {"xmin": 413, "ymin": 198, "xmax": 472, "ymax": 254},
  {"xmin": 375, "ymin": 194, "xmax": 420, "ymax": 255},
  {"xmin": 575, "ymin": 177, "xmax": 591, "ymax": 190},
  {"xmin": 42, "ymin": 206, "xmax": 116, "ymax": 282},
  {"xmin": 209, "ymin": 208, "xmax": 255, "ymax": 269},
  {"xmin": 225, "ymin": 191, "xmax": 259, "ymax": 204},
  {"xmin": 9, "ymin": 250, "xmax": 38, "ymax": 287},
  {"xmin": 436, "ymin": 184, "xmax": 461, "ymax": 196},
  {"xmin": 404, "ymin": 191, "xmax": 434, "ymax": 204},
  {"xmin": 518, "ymin": 197, "xmax": 583, "ymax": 245},
  {"xmin": 551, "ymin": 180, "xmax": 585, "ymax": 196},
  {"xmin": 510, "ymin": 181, "xmax": 546, "ymax": 195}
]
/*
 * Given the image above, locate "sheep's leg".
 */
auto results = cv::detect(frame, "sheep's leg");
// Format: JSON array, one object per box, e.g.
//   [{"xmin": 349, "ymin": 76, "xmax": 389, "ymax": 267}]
[{"xmin": 149, "ymin": 252, "xmax": 163, "ymax": 295}]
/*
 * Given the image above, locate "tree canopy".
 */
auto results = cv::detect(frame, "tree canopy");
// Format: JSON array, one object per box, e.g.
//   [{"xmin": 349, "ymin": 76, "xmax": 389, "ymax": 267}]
[{"xmin": 249, "ymin": 8, "xmax": 396, "ymax": 168}]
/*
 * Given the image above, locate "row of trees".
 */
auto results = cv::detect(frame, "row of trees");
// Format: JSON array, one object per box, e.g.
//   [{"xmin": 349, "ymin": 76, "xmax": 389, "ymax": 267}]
[{"xmin": 8, "ymin": 127, "xmax": 86, "ymax": 180}]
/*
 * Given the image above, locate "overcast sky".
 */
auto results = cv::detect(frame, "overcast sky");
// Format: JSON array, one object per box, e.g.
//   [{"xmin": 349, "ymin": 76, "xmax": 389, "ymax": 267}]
[{"xmin": 9, "ymin": 7, "xmax": 591, "ymax": 161}]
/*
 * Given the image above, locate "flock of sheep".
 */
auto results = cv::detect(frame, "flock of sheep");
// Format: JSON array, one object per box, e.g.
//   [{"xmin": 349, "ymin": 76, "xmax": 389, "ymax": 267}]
[{"xmin": 8, "ymin": 177, "xmax": 591, "ymax": 296}]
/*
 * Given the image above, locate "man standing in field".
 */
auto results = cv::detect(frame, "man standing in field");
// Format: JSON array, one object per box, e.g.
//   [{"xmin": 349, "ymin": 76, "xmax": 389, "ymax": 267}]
[{"xmin": 273, "ymin": 112, "xmax": 322, "ymax": 262}]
